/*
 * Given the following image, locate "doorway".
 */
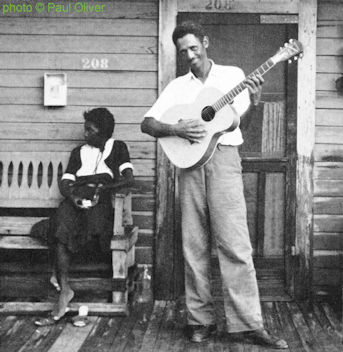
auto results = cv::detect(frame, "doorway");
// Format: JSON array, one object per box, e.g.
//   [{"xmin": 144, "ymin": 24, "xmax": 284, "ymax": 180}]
[{"xmin": 177, "ymin": 13, "xmax": 298, "ymax": 300}]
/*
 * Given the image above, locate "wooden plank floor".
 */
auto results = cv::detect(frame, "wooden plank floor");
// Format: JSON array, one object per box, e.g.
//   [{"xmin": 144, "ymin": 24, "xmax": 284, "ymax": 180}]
[{"xmin": 0, "ymin": 300, "xmax": 342, "ymax": 351}]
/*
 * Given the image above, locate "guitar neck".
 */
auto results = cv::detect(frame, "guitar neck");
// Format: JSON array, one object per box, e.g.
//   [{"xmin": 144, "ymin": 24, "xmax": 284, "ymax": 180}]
[{"xmin": 212, "ymin": 58, "xmax": 276, "ymax": 112}]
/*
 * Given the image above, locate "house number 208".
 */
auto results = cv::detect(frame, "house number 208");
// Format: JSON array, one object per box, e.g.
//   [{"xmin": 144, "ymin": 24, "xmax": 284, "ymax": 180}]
[
  {"xmin": 82, "ymin": 58, "xmax": 109, "ymax": 69},
  {"xmin": 205, "ymin": 0, "xmax": 231, "ymax": 10}
]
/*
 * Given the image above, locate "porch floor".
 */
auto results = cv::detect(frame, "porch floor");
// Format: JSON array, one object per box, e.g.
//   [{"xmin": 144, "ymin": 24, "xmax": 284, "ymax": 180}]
[{"xmin": 0, "ymin": 299, "xmax": 342, "ymax": 352}]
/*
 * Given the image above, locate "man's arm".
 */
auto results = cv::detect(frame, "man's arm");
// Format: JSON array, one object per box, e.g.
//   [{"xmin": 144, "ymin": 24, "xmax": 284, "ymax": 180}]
[
  {"xmin": 141, "ymin": 116, "xmax": 176, "ymax": 138},
  {"xmin": 141, "ymin": 116, "xmax": 207, "ymax": 144}
]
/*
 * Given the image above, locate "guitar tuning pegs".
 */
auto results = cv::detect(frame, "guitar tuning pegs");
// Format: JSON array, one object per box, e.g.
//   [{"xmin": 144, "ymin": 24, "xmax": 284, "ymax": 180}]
[
  {"xmin": 294, "ymin": 56, "xmax": 298, "ymax": 61},
  {"xmin": 288, "ymin": 59, "xmax": 292, "ymax": 64},
  {"xmin": 299, "ymin": 53, "xmax": 304, "ymax": 58},
  {"xmin": 289, "ymin": 39, "xmax": 294, "ymax": 43}
]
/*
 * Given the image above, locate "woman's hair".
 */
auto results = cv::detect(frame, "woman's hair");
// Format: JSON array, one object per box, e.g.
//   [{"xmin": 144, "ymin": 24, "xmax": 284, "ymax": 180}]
[
  {"xmin": 172, "ymin": 21, "xmax": 206, "ymax": 45},
  {"xmin": 83, "ymin": 108, "xmax": 115, "ymax": 139}
]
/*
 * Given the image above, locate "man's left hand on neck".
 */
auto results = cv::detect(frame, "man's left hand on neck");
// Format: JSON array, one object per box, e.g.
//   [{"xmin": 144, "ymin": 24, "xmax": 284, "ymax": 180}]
[{"xmin": 245, "ymin": 74, "xmax": 264, "ymax": 106}]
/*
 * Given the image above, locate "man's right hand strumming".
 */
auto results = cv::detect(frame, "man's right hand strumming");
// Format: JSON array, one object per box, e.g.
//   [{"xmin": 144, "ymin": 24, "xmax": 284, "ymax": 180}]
[{"xmin": 173, "ymin": 119, "xmax": 207, "ymax": 143}]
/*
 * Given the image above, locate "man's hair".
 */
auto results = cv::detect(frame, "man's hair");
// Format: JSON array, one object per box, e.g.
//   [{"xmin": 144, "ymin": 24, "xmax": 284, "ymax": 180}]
[
  {"xmin": 83, "ymin": 108, "xmax": 115, "ymax": 139},
  {"xmin": 172, "ymin": 21, "xmax": 206, "ymax": 45}
]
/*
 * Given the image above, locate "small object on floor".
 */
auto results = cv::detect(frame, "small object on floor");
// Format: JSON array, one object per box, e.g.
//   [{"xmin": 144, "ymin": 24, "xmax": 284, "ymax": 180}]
[
  {"xmin": 185, "ymin": 324, "xmax": 217, "ymax": 343},
  {"xmin": 72, "ymin": 316, "xmax": 89, "ymax": 327},
  {"xmin": 34, "ymin": 307, "xmax": 70, "ymax": 326},
  {"xmin": 72, "ymin": 305, "xmax": 89, "ymax": 327}
]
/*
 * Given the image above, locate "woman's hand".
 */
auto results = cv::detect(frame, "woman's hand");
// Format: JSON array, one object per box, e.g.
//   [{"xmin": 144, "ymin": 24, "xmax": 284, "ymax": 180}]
[
  {"xmin": 59, "ymin": 179, "xmax": 76, "ymax": 199},
  {"xmin": 70, "ymin": 194, "xmax": 92, "ymax": 209},
  {"xmin": 70, "ymin": 184, "xmax": 101, "ymax": 209},
  {"xmin": 59, "ymin": 179, "xmax": 88, "ymax": 209}
]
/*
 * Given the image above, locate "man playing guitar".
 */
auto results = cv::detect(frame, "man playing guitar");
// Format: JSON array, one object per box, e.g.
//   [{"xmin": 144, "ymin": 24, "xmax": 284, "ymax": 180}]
[{"xmin": 141, "ymin": 21, "xmax": 288, "ymax": 349}]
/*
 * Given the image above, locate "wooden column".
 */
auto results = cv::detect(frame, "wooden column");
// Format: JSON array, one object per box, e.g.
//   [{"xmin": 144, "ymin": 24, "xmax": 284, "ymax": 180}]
[
  {"xmin": 295, "ymin": 0, "xmax": 317, "ymax": 299},
  {"xmin": 154, "ymin": 0, "xmax": 183, "ymax": 300}
]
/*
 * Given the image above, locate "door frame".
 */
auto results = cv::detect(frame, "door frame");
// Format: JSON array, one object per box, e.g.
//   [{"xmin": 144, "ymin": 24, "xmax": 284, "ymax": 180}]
[{"xmin": 154, "ymin": 0, "xmax": 317, "ymax": 300}]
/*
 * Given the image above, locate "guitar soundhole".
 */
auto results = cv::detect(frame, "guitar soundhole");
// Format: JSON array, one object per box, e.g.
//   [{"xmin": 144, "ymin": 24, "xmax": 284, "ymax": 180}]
[{"xmin": 201, "ymin": 106, "xmax": 215, "ymax": 122}]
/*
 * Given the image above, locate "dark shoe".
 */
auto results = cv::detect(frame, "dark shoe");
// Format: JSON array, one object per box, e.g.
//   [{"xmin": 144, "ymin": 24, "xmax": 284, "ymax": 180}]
[
  {"xmin": 226, "ymin": 331, "xmax": 245, "ymax": 343},
  {"xmin": 185, "ymin": 324, "xmax": 217, "ymax": 343},
  {"xmin": 246, "ymin": 329, "xmax": 288, "ymax": 349}
]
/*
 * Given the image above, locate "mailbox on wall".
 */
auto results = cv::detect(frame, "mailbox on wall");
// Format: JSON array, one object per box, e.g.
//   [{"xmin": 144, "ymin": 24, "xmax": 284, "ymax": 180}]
[{"xmin": 44, "ymin": 73, "xmax": 67, "ymax": 106}]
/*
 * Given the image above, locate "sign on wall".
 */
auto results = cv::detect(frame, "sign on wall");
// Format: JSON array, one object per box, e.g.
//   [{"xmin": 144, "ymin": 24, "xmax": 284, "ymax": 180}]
[{"xmin": 44, "ymin": 73, "xmax": 67, "ymax": 106}]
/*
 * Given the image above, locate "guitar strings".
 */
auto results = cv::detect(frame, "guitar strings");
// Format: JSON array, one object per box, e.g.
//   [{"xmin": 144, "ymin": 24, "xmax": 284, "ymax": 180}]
[{"xmin": 213, "ymin": 59, "xmax": 274, "ymax": 112}]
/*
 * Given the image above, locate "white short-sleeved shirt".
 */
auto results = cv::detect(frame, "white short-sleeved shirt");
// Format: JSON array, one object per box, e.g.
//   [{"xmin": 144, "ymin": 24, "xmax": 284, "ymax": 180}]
[{"xmin": 144, "ymin": 60, "xmax": 251, "ymax": 145}]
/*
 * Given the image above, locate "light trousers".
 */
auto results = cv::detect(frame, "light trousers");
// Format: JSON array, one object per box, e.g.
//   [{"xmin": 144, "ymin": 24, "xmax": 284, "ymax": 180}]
[{"xmin": 179, "ymin": 145, "xmax": 263, "ymax": 332}]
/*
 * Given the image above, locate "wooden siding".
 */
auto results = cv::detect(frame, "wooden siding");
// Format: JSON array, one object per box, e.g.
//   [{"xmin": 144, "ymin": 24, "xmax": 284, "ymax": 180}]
[
  {"xmin": 0, "ymin": 0, "xmax": 159, "ymax": 266},
  {"xmin": 177, "ymin": 0, "xmax": 300, "ymax": 13},
  {"xmin": 313, "ymin": 0, "xmax": 343, "ymax": 297}
]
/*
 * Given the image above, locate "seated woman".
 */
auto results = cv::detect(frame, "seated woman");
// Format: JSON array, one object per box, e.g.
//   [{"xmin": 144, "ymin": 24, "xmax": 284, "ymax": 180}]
[{"xmin": 35, "ymin": 108, "xmax": 134, "ymax": 326}]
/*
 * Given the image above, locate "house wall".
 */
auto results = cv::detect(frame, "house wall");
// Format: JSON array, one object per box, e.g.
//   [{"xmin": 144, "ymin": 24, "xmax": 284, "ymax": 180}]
[
  {"xmin": 1, "ymin": 0, "xmax": 341, "ymax": 298},
  {"xmin": 0, "ymin": 0, "xmax": 159, "ymax": 267},
  {"xmin": 313, "ymin": 0, "xmax": 343, "ymax": 296}
]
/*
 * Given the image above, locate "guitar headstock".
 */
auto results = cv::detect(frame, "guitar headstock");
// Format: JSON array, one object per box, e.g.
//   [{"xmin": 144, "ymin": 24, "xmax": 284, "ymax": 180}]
[{"xmin": 271, "ymin": 39, "xmax": 304, "ymax": 64}]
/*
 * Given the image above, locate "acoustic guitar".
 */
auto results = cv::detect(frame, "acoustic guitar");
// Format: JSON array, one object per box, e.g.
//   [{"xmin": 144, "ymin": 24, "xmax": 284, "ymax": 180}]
[{"xmin": 158, "ymin": 39, "xmax": 303, "ymax": 169}]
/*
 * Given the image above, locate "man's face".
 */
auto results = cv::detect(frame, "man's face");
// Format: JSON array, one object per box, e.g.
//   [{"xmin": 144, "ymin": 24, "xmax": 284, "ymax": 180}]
[{"xmin": 176, "ymin": 34, "xmax": 209, "ymax": 72}]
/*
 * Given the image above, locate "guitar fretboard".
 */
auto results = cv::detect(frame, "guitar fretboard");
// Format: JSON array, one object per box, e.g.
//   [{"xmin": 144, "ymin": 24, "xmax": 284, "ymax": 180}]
[{"xmin": 212, "ymin": 58, "xmax": 275, "ymax": 112}]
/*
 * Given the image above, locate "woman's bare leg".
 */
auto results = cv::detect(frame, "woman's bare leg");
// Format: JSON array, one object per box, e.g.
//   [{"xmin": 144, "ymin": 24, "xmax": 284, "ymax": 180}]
[{"xmin": 51, "ymin": 242, "xmax": 74, "ymax": 318}]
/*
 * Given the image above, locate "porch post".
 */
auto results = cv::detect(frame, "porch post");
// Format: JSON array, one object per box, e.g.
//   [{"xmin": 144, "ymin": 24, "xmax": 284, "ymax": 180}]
[
  {"xmin": 295, "ymin": 0, "xmax": 317, "ymax": 299},
  {"xmin": 154, "ymin": 0, "xmax": 183, "ymax": 299}
]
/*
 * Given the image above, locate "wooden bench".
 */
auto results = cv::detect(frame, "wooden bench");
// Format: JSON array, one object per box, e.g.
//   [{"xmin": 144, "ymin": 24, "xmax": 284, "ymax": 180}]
[{"xmin": 0, "ymin": 151, "xmax": 138, "ymax": 315}]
